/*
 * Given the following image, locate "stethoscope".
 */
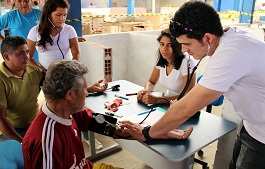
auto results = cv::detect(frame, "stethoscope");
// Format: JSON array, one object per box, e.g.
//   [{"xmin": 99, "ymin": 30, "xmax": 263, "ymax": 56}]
[
  {"xmin": 139, "ymin": 42, "xmax": 211, "ymax": 124},
  {"xmin": 178, "ymin": 42, "xmax": 210, "ymax": 99}
]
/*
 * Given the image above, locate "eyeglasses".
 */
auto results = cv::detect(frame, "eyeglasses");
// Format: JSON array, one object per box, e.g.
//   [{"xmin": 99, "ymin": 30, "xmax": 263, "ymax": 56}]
[
  {"xmin": 169, "ymin": 20, "xmax": 203, "ymax": 38},
  {"xmin": 169, "ymin": 20, "xmax": 194, "ymax": 33}
]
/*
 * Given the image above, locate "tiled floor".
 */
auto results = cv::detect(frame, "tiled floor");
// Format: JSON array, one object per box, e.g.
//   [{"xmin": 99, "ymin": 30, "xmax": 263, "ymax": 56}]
[{"xmin": 82, "ymin": 106, "xmax": 223, "ymax": 169}]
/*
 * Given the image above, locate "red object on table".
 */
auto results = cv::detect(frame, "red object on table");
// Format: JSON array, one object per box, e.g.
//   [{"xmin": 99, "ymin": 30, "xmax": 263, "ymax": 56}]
[{"xmin": 104, "ymin": 98, "xmax": 122, "ymax": 112}]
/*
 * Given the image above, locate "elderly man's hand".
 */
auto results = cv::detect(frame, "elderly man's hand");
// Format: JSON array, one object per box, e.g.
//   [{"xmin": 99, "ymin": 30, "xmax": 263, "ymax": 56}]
[
  {"xmin": 78, "ymin": 37, "xmax": 86, "ymax": 42},
  {"xmin": 88, "ymin": 80, "xmax": 108, "ymax": 93},
  {"xmin": 118, "ymin": 120, "xmax": 193, "ymax": 141}
]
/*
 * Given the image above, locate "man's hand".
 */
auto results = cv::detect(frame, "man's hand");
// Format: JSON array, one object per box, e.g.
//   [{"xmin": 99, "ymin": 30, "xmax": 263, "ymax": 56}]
[
  {"xmin": 87, "ymin": 80, "xmax": 108, "ymax": 93},
  {"xmin": 166, "ymin": 127, "xmax": 193, "ymax": 139},
  {"xmin": 118, "ymin": 120, "xmax": 193, "ymax": 141},
  {"xmin": 78, "ymin": 37, "xmax": 86, "ymax": 42},
  {"xmin": 113, "ymin": 126, "xmax": 132, "ymax": 139},
  {"xmin": 0, "ymin": 107, "xmax": 23, "ymax": 143}
]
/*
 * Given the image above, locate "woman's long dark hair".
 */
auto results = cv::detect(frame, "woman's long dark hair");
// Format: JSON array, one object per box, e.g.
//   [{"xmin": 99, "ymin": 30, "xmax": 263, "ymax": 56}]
[
  {"xmin": 37, "ymin": 0, "xmax": 70, "ymax": 49},
  {"xmin": 156, "ymin": 29, "xmax": 184, "ymax": 70}
]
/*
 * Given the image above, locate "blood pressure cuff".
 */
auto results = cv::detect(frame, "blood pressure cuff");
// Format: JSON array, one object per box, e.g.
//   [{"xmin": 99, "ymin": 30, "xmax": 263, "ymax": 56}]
[{"xmin": 87, "ymin": 113, "xmax": 117, "ymax": 137}]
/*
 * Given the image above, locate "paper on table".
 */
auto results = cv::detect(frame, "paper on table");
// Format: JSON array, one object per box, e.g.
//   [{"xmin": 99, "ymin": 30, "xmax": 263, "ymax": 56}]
[{"xmin": 119, "ymin": 107, "xmax": 166, "ymax": 127}]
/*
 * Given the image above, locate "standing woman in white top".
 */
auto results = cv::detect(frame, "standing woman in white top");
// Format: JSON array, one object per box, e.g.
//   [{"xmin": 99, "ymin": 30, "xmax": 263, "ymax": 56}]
[
  {"xmin": 137, "ymin": 29, "xmax": 196, "ymax": 104},
  {"xmin": 26, "ymin": 0, "xmax": 107, "ymax": 151},
  {"xmin": 27, "ymin": 0, "xmax": 80, "ymax": 71}
]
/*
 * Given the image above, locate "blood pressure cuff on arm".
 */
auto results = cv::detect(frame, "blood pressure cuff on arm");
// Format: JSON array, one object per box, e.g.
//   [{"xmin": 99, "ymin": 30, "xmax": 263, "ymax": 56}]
[{"xmin": 87, "ymin": 113, "xmax": 117, "ymax": 137}]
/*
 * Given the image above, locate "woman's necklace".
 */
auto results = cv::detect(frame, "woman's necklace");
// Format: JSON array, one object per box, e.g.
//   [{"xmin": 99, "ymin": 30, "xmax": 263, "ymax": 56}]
[{"xmin": 46, "ymin": 103, "xmax": 63, "ymax": 118}]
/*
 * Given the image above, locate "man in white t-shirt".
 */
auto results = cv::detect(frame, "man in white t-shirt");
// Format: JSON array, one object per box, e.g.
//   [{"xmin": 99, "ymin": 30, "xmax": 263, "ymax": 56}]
[{"xmin": 120, "ymin": 1, "xmax": 265, "ymax": 169}]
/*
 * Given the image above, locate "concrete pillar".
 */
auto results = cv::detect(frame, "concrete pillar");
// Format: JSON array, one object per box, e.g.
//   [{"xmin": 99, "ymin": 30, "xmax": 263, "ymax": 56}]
[
  {"xmin": 214, "ymin": 0, "xmax": 256, "ymax": 24},
  {"xmin": 127, "ymin": 0, "xmax": 135, "ymax": 16},
  {"xmin": 213, "ymin": 0, "xmax": 221, "ymax": 11},
  {"xmin": 238, "ymin": 0, "xmax": 255, "ymax": 24},
  {"xmin": 214, "ymin": 0, "xmax": 234, "ymax": 12},
  {"xmin": 152, "ymin": 0, "xmax": 155, "ymax": 13},
  {"xmin": 66, "ymin": 0, "xmax": 82, "ymax": 36}
]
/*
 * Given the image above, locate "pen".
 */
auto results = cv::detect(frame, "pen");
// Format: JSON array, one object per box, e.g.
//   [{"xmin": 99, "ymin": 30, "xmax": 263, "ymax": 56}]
[
  {"xmin": 114, "ymin": 94, "xmax": 129, "ymax": 100},
  {"xmin": 137, "ymin": 108, "xmax": 156, "ymax": 116},
  {"xmin": 126, "ymin": 93, "xmax": 137, "ymax": 96}
]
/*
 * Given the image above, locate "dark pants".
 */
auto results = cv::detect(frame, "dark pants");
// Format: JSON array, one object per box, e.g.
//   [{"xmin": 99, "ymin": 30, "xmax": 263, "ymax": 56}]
[
  {"xmin": 0, "ymin": 127, "xmax": 28, "ymax": 142},
  {"xmin": 230, "ymin": 123, "xmax": 265, "ymax": 169}
]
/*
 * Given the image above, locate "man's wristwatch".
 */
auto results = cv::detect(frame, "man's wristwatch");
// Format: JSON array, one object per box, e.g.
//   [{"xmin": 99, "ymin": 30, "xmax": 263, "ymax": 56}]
[{"xmin": 142, "ymin": 125, "xmax": 153, "ymax": 141}]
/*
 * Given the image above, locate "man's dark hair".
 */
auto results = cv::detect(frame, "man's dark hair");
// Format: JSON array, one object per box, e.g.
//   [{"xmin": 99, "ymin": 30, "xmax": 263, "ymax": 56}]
[
  {"xmin": 33, "ymin": 1, "xmax": 38, "ymax": 6},
  {"xmin": 170, "ymin": 1, "xmax": 223, "ymax": 42},
  {"xmin": 1, "ymin": 36, "xmax": 26, "ymax": 56}
]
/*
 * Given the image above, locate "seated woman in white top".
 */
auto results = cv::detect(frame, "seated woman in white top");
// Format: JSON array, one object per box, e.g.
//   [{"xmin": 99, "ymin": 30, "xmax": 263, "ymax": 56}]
[
  {"xmin": 27, "ymin": 0, "xmax": 80, "ymax": 71},
  {"xmin": 137, "ymin": 29, "xmax": 196, "ymax": 104}
]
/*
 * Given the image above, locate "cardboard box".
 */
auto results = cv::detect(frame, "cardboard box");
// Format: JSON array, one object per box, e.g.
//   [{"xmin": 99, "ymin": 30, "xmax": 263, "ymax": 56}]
[
  {"xmin": 140, "ymin": 22, "xmax": 154, "ymax": 30},
  {"xmin": 103, "ymin": 26, "xmax": 120, "ymax": 34},
  {"xmin": 145, "ymin": 14, "xmax": 172, "ymax": 30},
  {"xmin": 82, "ymin": 22, "xmax": 91, "ymax": 35},
  {"xmin": 133, "ymin": 26, "xmax": 146, "ymax": 31},
  {"xmin": 92, "ymin": 17, "xmax": 104, "ymax": 27},
  {"xmin": 101, "ymin": 20, "xmax": 154, "ymax": 33}
]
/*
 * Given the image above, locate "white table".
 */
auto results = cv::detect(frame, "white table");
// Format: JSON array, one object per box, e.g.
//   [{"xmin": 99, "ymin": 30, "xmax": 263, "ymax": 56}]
[{"xmin": 85, "ymin": 80, "xmax": 237, "ymax": 168}]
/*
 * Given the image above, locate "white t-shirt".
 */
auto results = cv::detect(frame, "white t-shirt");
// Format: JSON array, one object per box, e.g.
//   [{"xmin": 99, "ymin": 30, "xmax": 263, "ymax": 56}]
[
  {"xmin": 156, "ymin": 56, "xmax": 195, "ymax": 96},
  {"xmin": 199, "ymin": 27, "xmax": 265, "ymax": 144},
  {"xmin": 28, "ymin": 24, "xmax": 77, "ymax": 69}
]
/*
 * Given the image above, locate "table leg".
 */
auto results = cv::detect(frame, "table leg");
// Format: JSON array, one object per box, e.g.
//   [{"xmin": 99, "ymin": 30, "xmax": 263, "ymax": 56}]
[{"xmin": 86, "ymin": 131, "xmax": 122, "ymax": 162}]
